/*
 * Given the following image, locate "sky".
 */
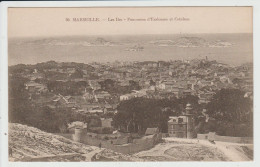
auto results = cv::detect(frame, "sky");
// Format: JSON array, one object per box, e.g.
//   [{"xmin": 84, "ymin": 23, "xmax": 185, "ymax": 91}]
[{"xmin": 8, "ymin": 7, "xmax": 252, "ymax": 38}]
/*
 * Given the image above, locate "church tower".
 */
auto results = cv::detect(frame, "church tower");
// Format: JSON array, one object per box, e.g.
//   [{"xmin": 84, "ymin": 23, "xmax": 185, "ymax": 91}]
[{"xmin": 184, "ymin": 103, "xmax": 195, "ymax": 138}]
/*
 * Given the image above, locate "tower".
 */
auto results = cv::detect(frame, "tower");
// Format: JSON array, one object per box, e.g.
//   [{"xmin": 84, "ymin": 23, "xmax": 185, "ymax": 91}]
[
  {"xmin": 184, "ymin": 103, "xmax": 195, "ymax": 139},
  {"xmin": 73, "ymin": 128, "xmax": 83, "ymax": 142},
  {"xmin": 73, "ymin": 126, "xmax": 87, "ymax": 143}
]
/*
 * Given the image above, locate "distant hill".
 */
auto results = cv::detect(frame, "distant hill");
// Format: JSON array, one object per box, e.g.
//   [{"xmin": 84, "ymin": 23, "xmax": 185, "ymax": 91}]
[
  {"xmin": 9, "ymin": 61, "xmax": 95, "ymax": 72},
  {"xmin": 18, "ymin": 37, "xmax": 118, "ymax": 47},
  {"xmin": 150, "ymin": 37, "xmax": 233, "ymax": 48},
  {"xmin": 125, "ymin": 44, "xmax": 144, "ymax": 51},
  {"xmin": 15, "ymin": 36, "xmax": 233, "ymax": 48}
]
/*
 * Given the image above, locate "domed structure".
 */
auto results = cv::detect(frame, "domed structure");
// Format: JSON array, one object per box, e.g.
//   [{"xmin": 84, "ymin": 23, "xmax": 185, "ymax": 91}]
[{"xmin": 185, "ymin": 103, "xmax": 193, "ymax": 115}]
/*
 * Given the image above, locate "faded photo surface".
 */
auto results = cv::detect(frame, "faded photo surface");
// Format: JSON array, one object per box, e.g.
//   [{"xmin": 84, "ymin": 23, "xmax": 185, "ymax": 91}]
[{"xmin": 8, "ymin": 7, "xmax": 253, "ymax": 162}]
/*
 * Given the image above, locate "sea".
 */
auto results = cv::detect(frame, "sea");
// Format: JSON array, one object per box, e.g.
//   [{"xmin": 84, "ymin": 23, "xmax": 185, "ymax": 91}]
[{"xmin": 8, "ymin": 33, "xmax": 253, "ymax": 66}]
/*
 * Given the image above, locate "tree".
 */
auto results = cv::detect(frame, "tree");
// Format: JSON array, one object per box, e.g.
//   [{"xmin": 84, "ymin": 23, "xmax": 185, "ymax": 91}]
[
  {"xmin": 88, "ymin": 117, "xmax": 102, "ymax": 128},
  {"xmin": 149, "ymin": 80, "xmax": 156, "ymax": 86},
  {"xmin": 113, "ymin": 98, "xmax": 181, "ymax": 133},
  {"xmin": 178, "ymin": 95, "xmax": 199, "ymax": 107},
  {"xmin": 206, "ymin": 89, "xmax": 252, "ymax": 124},
  {"xmin": 205, "ymin": 88, "xmax": 253, "ymax": 137},
  {"xmin": 9, "ymin": 76, "xmax": 30, "ymax": 123},
  {"xmin": 70, "ymin": 68, "xmax": 84, "ymax": 79},
  {"xmin": 99, "ymin": 79, "xmax": 116, "ymax": 90},
  {"xmin": 129, "ymin": 80, "xmax": 140, "ymax": 90}
]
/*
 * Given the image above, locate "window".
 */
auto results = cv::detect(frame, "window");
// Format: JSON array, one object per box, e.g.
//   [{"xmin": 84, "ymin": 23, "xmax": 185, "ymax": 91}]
[{"xmin": 178, "ymin": 118, "xmax": 183, "ymax": 123}]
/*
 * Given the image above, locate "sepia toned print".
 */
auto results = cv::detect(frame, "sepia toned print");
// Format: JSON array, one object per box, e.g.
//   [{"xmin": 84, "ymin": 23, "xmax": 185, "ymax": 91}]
[{"xmin": 8, "ymin": 7, "xmax": 253, "ymax": 162}]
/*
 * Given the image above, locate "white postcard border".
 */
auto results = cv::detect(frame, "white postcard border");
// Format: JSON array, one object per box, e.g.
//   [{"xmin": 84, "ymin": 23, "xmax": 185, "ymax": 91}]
[{"xmin": 0, "ymin": 1, "xmax": 259, "ymax": 167}]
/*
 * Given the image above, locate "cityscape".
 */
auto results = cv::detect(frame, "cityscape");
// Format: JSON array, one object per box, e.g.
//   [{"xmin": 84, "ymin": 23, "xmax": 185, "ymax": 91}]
[{"xmin": 9, "ymin": 47, "xmax": 253, "ymax": 161}]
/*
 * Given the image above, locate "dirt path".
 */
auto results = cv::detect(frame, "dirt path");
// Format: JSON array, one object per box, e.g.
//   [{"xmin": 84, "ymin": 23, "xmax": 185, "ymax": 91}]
[
  {"xmin": 82, "ymin": 146, "xmax": 105, "ymax": 161},
  {"xmin": 135, "ymin": 142, "xmax": 226, "ymax": 161},
  {"xmin": 164, "ymin": 138, "xmax": 253, "ymax": 161}
]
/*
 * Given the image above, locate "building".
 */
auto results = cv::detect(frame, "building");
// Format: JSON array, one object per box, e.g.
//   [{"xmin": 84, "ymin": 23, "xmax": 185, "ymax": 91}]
[
  {"xmin": 83, "ymin": 92, "xmax": 94, "ymax": 101},
  {"xmin": 119, "ymin": 89, "xmax": 147, "ymax": 101},
  {"xmin": 48, "ymin": 94, "xmax": 78, "ymax": 109},
  {"xmin": 68, "ymin": 121, "xmax": 88, "ymax": 130},
  {"xmin": 198, "ymin": 92, "xmax": 215, "ymax": 104},
  {"xmin": 95, "ymin": 91, "xmax": 111, "ymax": 101},
  {"xmin": 183, "ymin": 90, "xmax": 192, "ymax": 97},
  {"xmin": 25, "ymin": 81, "xmax": 47, "ymax": 94},
  {"xmin": 103, "ymin": 104, "xmax": 116, "ymax": 114},
  {"xmin": 88, "ymin": 106, "xmax": 104, "ymax": 114},
  {"xmin": 168, "ymin": 116, "xmax": 187, "ymax": 138},
  {"xmin": 101, "ymin": 118, "xmax": 113, "ymax": 128},
  {"xmin": 168, "ymin": 104, "xmax": 195, "ymax": 138},
  {"xmin": 120, "ymin": 94, "xmax": 134, "ymax": 101}
]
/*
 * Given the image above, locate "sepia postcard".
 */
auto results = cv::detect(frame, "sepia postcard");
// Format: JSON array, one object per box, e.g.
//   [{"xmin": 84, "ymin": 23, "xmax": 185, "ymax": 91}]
[{"xmin": 0, "ymin": 1, "xmax": 259, "ymax": 167}]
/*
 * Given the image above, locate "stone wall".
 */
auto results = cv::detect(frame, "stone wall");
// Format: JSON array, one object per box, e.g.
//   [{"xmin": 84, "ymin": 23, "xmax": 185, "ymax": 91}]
[{"xmin": 79, "ymin": 133, "xmax": 162, "ymax": 154}]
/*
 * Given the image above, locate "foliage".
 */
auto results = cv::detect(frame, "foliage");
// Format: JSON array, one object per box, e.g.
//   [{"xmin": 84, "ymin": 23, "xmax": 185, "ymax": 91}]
[
  {"xmin": 99, "ymin": 79, "xmax": 116, "ymax": 90},
  {"xmin": 43, "ymin": 71, "xmax": 68, "ymax": 80},
  {"xmin": 70, "ymin": 68, "xmax": 84, "ymax": 79},
  {"xmin": 88, "ymin": 127, "xmax": 113, "ymax": 134},
  {"xmin": 99, "ymin": 79, "xmax": 140, "ymax": 95},
  {"xmin": 149, "ymin": 80, "xmax": 156, "ymax": 86},
  {"xmin": 9, "ymin": 102, "xmax": 103, "ymax": 133},
  {"xmin": 204, "ymin": 88, "xmax": 253, "ymax": 137},
  {"xmin": 113, "ymin": 98, "xmax": 187, "ymax": 133},
  {"xmin": 129, "ymin": 80, "xmax": 141, "ymax": 90},
  {"xmin": 206, "ymin": 89, "xmax": 252, "ymax": 123},
  {"xmin": 9, "ymin": 76, "xmax": 100, "ymax": 133},
  {"xmin": 88, "ymin": 117, "xmax": 102, "ymax": 128},
  {"xmin": 47, "ymin": 80, "xmax": 89, "ymax": 96}
]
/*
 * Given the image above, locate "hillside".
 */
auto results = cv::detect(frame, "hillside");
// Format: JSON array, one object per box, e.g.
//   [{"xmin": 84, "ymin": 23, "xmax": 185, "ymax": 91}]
[
  {"xmin": 8, "ymin": 123, "xmax": 142, "ymax": 161},
  {"xmin": 149, "ymin": 37, "xmax": 233, "ymax": 48},
  {"xmin": 8, "ymin": 123, "xmax": 253, "ymax": 161},
  {"xmin": 14, "ymin": 37, "xmax": 118, "ymax": 47}
]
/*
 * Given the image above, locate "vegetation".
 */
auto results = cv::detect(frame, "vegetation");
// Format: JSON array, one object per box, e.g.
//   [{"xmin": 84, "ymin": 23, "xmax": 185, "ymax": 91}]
[
  {"xmin": 113, "ymin": 96, "xmax": 200, "ymax": 133},
  {"xmin": 47, "ymin": 80, "xmax": 89, "ymax": 96},
  {"xmin": 195, "ymin": 89, "xmax": 253, "ymax": 137},
  {"xmin": 8, "ymin": 75, "xmax": 100, "ymax": 133},
  {"xmin": 205, "ymin": 88, "xmax": 253, "ymax": 137},
  {"xmin": 99, "ymin": 79, "xmax": 141, "ymax": 95},
  {"xmin": 9, "ymin": 98, "xmax": 102, "ymax": 133}
]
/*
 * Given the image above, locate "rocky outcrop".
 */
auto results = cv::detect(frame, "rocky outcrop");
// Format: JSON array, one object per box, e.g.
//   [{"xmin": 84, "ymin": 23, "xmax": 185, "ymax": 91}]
[
  {"xmin": 9, "ymin": 123, "xmax": 94, "ymax": 161},
  {"xmin": 8, "ymin": 123, "xmax": 145, "ymax": 161}
]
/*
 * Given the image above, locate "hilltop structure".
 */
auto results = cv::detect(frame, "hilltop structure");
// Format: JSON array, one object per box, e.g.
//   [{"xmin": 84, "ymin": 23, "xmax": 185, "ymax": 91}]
[
  {"xmin": 168, "ymin": 103, "xmax": 195, "ymax": 138},
  {"xmin": 71, "ymin": 122, "xmax": 88, "ymax": 142},
  {"xmin": 71, "ymin": 125, "xmax": 162, "ymax": 154}
]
